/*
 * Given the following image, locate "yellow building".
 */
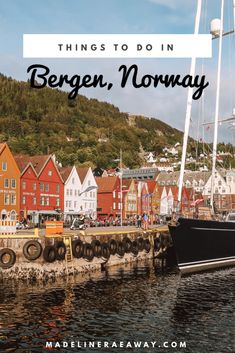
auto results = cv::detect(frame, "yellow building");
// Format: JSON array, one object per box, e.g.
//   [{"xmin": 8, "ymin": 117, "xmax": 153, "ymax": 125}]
[{"xmin": 0, "ymin": 143, "xmax": 20, "ymax": 220}]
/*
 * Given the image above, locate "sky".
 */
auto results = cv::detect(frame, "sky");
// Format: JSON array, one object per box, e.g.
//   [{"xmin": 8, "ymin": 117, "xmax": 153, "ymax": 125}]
[{"xmin": 1, "ymin": 0, "xmax": 235, "ymax": 144}]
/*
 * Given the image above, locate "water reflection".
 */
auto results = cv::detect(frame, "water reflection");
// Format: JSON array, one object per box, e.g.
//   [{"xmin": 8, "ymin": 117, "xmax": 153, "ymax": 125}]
[{"xmin": 0, "ymin": 263, "xmax": 234, "ymax": 353}]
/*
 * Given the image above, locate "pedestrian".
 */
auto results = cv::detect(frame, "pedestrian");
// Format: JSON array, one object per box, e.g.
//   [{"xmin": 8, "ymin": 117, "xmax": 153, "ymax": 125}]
[
  {"xmin": 136, "ymin": 215, "xmax": 141, "ymax": 228},
  {"xmin": 143, "ymin": 212, "xmax": 148, "ymax": 230}
]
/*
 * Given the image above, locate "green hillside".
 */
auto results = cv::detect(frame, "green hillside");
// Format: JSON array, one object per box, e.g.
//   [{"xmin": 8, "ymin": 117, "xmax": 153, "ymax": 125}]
[{"xmin": 0, "ymin": 73, "xmax": 184, "ymax": 168}]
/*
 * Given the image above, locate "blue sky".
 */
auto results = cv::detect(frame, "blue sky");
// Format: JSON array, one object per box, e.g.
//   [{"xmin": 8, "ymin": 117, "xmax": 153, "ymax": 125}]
[{"xmin": 1, "ymin": 0, "xmax": 235, "ymax": 143}]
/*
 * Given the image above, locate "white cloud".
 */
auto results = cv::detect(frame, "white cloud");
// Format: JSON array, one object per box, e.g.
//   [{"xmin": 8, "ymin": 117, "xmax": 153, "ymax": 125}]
[{"xmin": 147, "ymin": 0, "xmax": 195, "ymax": 11}]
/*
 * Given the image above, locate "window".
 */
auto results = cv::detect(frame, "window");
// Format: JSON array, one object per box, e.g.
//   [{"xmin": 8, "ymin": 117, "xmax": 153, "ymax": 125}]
[
  {"xmin": 75, "ymin": 190, "xmax": 77, "ymax": 197},
  {"xmin": 69, "ymin": 189, "xmax": 72, "ymax": 196},
  {"xmin": 56, "ymin": 198, "xmax": 60, "ymax": 207},
  {"xmin": 2, "ymin": 162, "xmax": 7, "ymax": 171},
  {"xmin": 66, "ymin": 201, "xmax": 68, "ymax": 208},
  {"xmin": 4, "ymin": 179, "xmax": 9, "ymax": 188},
  {"xmin": 45, "ymin": 184, "xmax": 49, "ymax": 192},
  {"xmin": 118, "ymin": 203, "xmax": 121, "ymax": 210},
  {"xmin": 46, "ymin": 197, "xmax": 49, "ymax": 206},
  {"xmin": 85, "ymin": 193, "xmax": 87, "ymax": 198},
  {"xmin": 113, "ymin": 202, "xmax": 116, "ymax": 210},
  {"xmin": 22, "ymin": 196, "xmax": 26, "ymax": 205},
  {"xmin": 4, "ymin": 194, "xmax": 10, "ymax": 205},
  {"xmin": 40, "ymin": 197, "xmax": 44, "ymax": 206},
  {"xmin": 11, "ymin": 179, "xmax": 16, "ymax": 189},
  {"xmin": 66, "ymin": 189, "xmax": 69, "ymax": 196},
  {"xmin": 10, "ymin": 210, "xmax": 16, "ymax": 221},
  {"xmin": 56, "ymin": 184, "xmax": 60, "ymax": 193},
  {"xmin": 72, "ymin": 178, "xmax": 75, "ymax": 184},
  {"xmin": 74, "ymin": 201, "xmax": 77, "ymax": 208},
  {"xmin": 11, "ymin": 194, "xmax": 16, "ymax": 205},
  {"xmin": 85, "ymin": 202, "xmax": 87, "ymax": 209},
  {"xmin": 113, "ymin": 191, "xmax": 116, "ymax": 198},
  {"xmin": 218, "ymin": 180, "xmax": 222, "ymax": 186},
  {"xmin": 69, "ymin": 201, "xmax": 72, "ymax": 208},
  {"xmin": 93, "ymin": 192, "xmax": 95, "ymax": 198},
  {"xmin": 22, "ymin": 181, "xmax": 26, "ymax": 190},
  {"xmin": 88, "ymin": 180, "xmax": 91, "ymax": 186},
  {"xmin": 78, "ymin": 189, "xmax": 80, "ymax": 196},
  {"xmin": 90, "ymin": 192, "xmax": 92, "ymax": 197},
  {"xmin": 33, "ymin": 197, "xmax": 36, "ymax": 205},
  {"xmin": 33, "ymin": 182, "xmax": 37, "ymax": 191},
  {"xmin": 40, "ymin": 183, "xmax": 44, "ymax": 192},
  {"xmin": 48, "ymin": 170, "xmax": 52, "ymax": 176}
]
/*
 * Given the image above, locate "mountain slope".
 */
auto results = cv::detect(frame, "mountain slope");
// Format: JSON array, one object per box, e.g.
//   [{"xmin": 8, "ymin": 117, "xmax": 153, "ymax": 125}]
[{"xmin": 0, "ymin": 74, "xmax": 184, "ymax": 168}]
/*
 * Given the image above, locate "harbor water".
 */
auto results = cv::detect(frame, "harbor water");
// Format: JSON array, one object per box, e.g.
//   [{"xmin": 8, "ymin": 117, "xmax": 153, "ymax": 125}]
[{"xmin": 0, "ymin": 262, "xmax": 234, "ymax": 353}]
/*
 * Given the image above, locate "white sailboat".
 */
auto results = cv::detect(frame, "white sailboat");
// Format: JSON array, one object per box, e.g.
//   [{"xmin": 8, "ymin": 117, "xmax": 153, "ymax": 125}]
[{"xmin": 168, "ymin": 0, "xmax": 235, "ymax": 274}]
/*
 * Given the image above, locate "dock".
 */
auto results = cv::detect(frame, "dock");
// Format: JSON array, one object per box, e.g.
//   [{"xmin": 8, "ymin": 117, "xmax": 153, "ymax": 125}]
[{"xmin": 0, "ymin": 225, "xmax": 172, "ymax": 281}]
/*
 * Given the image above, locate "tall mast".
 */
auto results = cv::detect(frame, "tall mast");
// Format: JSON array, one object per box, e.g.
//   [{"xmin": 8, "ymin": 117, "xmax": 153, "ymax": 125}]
[
  {"xmin": 210, "ymin": 0, "xmax": 224, "ymax": 211},
  {"xmin": 177, "ymin": 0, "xmax": 202, "ymax": 207},
  {"xmin": 120, "ymin": 149, "xmax": 123, "ymax": 226}
]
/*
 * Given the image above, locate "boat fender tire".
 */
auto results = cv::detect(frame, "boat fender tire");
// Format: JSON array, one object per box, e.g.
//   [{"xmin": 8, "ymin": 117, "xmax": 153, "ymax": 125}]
[
  {"xmin": 43, "ymin": 245, "xmax": 57, "ymax": 263},
  {"xmin": 72, "ymin": 239, "xmax": 84, "ymax": 258},
  {"xmin": 55, "ymin": 241, "xmax": 66, "ymax": 261},
  {"xmin": 0, "ymin": 248, "xmax": 16, "ymax": 269},
  {"xmin": 144, "ymin": 238, "xmax": 151, "ymax": 253},
  {"xmin": 116, "ymin": 240, "xmax": 125, "ymax": 258},
  {"xmin": 23, "ymin": 240, "xmax": 42, "ymax": 261},
  {"xmin": 154, "ymin": 237, "xmax": 161, "ymax": 251},
  {"xmin": 101, "ymin": 243, "xmax": 110, "ymax": 260},
  {"xmin": 131, "ymin": 240, "xmax": 139, "ymax": 256},
  {"xmin": 83, "ymin": 243, "xmax": 94, "ymax": 262},
  {"xmin": 122, "ymin": 237, "xmax": 132, "ymax": 253},
  {"xmin": 91, "ymin": 239, "xmax": 102, "ymax": 258},
  {"xmin": 108, "ymin": 239, "xmax": 117, "ymax": 255},
  {"xmin": 137, "ymin": 237, "xmax": 145, "ymax": 251}
]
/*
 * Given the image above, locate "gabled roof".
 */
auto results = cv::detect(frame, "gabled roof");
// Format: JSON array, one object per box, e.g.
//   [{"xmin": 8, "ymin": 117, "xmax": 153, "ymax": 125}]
[
  {"xmin": 14, "ymin": 154, "xmax": 64, "ymax": 183},
  {"xmin": 0, "ymin": 143, "xmax": 6, "ymax": 154},
  {"xmin": 122, "ymin": 179, "xmax": 134, "ymax": 191},
  {"xmin": 59, "ymin": 166, "xmax": 73, "ymax": 183},
  {"xmin": 145, "ymin": 180, "xmax": 157, "ymax": 193},
  {"xmin": 14, "ymin": 155, "xmax": 33, "ymax": 173},
  {"xmin": 28, "ymin": 155, "xmax": 50, "ymax": 174},
  {"xmin": 96, "ymin": 176, "xmax": 119, "ymax": 193},
  {"xmin": 15, "ymin": 154, "xmax": 50, "ymax": 174},
  {"xmin": 76, "ymin": 167, "xmax": 89, "ymax": 183}
]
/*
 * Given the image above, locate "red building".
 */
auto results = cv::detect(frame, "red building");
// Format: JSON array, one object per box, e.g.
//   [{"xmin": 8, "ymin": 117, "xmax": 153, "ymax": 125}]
[
  {"xmin": 14, "ymin": 155, "xmax": 64, "ymax": 225},
  {"xmin": 96, "ymin": 176, "xmax": 120, "ymax": 220}
]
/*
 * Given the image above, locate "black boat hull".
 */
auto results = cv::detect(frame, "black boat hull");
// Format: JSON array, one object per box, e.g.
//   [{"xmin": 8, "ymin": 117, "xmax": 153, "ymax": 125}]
[{"xmin": 168, "ymin": 218, "xmax": 235, "ymax": 274}]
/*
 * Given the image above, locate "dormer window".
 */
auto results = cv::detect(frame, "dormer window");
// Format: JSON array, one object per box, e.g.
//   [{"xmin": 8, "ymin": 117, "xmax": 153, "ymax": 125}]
[{"xmin": 2, "ymin": 162, "xmax": 7, "ymax": 171}]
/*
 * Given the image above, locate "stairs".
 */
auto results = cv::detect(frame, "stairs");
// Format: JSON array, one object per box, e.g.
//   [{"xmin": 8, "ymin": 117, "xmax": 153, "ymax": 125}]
[{"xmin": 64, "ymin": 236, "xmax": 73, "ymax": 262}]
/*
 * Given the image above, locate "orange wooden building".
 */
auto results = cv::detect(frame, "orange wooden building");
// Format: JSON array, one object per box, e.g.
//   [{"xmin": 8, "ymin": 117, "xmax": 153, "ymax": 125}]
[{"xmin": 0, "ymin": 143, "xmax": 20, "ymax": 220}]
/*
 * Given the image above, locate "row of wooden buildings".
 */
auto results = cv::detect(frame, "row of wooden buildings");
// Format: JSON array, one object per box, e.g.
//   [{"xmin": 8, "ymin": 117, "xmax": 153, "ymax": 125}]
[{"xmin": 1, "ymin": 142, "xmax": 234, "ymax": 224}]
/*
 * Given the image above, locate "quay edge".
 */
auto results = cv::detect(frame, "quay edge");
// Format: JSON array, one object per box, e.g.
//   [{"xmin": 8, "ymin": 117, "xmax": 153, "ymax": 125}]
[{"xmin": 0, "ymin": 227, "xmax": 173, "ymax": 281}]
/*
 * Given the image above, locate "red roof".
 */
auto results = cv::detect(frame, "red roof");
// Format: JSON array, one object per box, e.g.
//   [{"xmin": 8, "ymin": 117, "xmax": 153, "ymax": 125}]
[
  {"xmin": 0, "ymin": 143, "xmax": 7, "ymax": 155},
  {"xmin": 145, "ymin": 180, "xmax": 157, "ymax": 193},
  {"xmin": 59, "ymin": 166, "xmax": 73, "ymax": 182},
  {"xmin": 76, "ymin": 167, "xmax": 89, "ymax": 183},
  {"xmin": 96, "ymin": 176, "xmax": 119, "ymax": 193},
  {"xmin": 14, "ymin": 155, "xmax": 33, "ymax": 173}
]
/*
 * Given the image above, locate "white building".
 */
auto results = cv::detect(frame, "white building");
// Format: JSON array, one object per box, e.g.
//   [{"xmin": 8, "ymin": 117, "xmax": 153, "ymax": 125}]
[
  {"xmin": 77, "ymin": 167, "xmax": 97, "ymax": 219},
  {"xmin": 60, "ymin": 166, "xmax": 82, "ymax": 221},
  {"xmin": 203, "ymin": 170, "xmax": 230, "ymax": 197},
  {"xmin": 226, "ymin": 170, "xmax": 235, "ymax": 194}
]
